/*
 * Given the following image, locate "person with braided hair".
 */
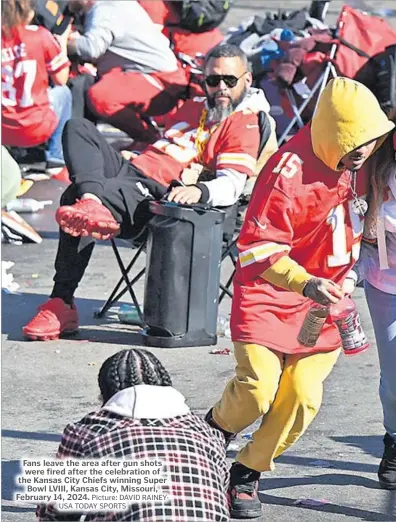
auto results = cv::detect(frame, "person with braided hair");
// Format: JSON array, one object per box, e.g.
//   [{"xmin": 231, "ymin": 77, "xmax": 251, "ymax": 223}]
[{"xmin": 37, "ymin": 348, "xmax": 229, "ymax": 522}]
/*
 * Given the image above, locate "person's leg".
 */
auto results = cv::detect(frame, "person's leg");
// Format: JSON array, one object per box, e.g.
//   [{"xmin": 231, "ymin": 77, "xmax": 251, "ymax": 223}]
[
  {"xmin": 236, "ymin": 348, "xmax": 340, "ymax": 472},
  {"xmin": 46, "ymin": 85, "xmax": 72, "ymax": 164},
  {"xmin": 59, "ymin": 117, "xmax": 166, "ymax": 240},
  {"xmin": 212, "ymin": 343, "xmax": 339, "ymax": 518},
  {"xmin": 68, "ymin": 73, "xmax": 96, "ymax": 120},
  {"xmin": 211, "ymin": 342, "xmax": 284, "ymax": 519},
  {"xmin": 365, "ymin": 281, "xmax": 396, "ymax": 489},
  {"xmin": 87, "ymin": 67, "xmax": 187, "ymax": 141},
  {"xmin": 62, "ymin": 117, "xmax": 126, "ymax": 199},
  {"xmin": 58, "ymin": 117, "xmax": 131, "ymax": 239},
  {"xmin": 22, "ymin": 118, "xmax": 151, "ymax": 340},
  {"xmin": 87, "ymin": 69, "xmax": 162, "ymax": 141},
  {"xmin": 212, "ymin": 342, "xmax": 284, "ymax": 434}
]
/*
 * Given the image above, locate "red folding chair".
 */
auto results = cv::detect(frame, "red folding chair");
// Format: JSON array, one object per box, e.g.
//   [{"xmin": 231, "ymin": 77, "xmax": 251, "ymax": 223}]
[{"xmin": 277, "ymin": 4, "xmax": 396, "ymax": 145}]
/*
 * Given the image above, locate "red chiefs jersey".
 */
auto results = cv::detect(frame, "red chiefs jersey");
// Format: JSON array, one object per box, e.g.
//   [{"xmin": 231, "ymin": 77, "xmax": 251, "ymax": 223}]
[
  {"xmin": 231, "ymin": 124, "xmax": 369, "ymax": 354},
  {"xmin": 1, "ymin": 25, "xmax": 70, "ymax": 147},
  {"xmin": 132, "ymin": 93, "xmax": 263, "ymax": 186}
]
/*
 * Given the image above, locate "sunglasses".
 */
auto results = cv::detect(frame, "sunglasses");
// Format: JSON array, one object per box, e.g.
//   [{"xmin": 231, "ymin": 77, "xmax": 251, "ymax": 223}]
[{"xmin": 204, "ymin": 72, "xmax": 248, "ymax": 88}]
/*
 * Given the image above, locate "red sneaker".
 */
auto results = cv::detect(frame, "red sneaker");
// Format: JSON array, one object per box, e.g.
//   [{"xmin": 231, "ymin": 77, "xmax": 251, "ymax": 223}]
[
  {"xmin": 55, "ymin": 199, "xmax": 120, "ymax": 239},
  {"xmin": 23, "ymin": 298, "xmax": 79, "ymax": 341}
]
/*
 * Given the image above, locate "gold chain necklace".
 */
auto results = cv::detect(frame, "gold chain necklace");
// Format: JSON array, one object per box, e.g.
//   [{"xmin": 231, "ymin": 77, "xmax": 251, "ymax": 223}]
[{"xmin": 195, "ymin": 108, "xmax": 209, "ymax": 162}]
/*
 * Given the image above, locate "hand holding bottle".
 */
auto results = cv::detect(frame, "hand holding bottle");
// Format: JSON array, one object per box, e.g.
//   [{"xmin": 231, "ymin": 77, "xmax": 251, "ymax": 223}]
[{"xmin": 303, "ymin": 277, "xmax": 344, "ymax": 305}]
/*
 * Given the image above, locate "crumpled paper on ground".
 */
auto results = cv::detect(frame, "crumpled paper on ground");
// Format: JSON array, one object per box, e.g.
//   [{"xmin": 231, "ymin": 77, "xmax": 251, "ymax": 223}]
[{"xmin": 2, "ymin": 261, "xmax": 20, "ymax": 293}]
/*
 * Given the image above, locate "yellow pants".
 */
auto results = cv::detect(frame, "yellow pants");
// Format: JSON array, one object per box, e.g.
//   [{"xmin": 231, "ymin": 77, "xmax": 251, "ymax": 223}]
[{"xmin": 212, "ymin": 342, "xmax": 340, "ymax": 472}]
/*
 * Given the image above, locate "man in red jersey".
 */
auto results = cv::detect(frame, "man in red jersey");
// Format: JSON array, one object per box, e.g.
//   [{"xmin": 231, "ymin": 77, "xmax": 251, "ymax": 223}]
[
  {"xmin": 22, "ymin": 44, "xmax": 278, "ymax": 341},
  {"xmin": 1, "ymin": 0, "xmax": 71, "ymax": 172},
  {"xmin": 205, "ymin": 78, "xmax": 395, "ymax": 520}
]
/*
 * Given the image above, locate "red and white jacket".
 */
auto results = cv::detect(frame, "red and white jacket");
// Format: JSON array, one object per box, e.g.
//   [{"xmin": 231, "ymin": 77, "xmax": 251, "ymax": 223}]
[{"xmin": 132, "ymin": 88, "xmax": 271, "ymax": 207}]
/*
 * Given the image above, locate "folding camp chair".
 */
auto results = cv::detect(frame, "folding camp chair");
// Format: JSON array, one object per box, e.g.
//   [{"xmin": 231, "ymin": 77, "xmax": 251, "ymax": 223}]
[
  {"xmin": 94, "ymin": 110, "xmax": 273, "ymax": 323},
  {"xmin": 277, "ymin": 4, "xmax": 396, "ymax": 146}
]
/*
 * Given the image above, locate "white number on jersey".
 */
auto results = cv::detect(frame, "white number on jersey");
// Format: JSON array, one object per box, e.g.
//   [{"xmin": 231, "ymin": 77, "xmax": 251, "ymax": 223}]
[
  {"xmin": 327, "ymin": 201, "xmax": 364, "ymax": 267},
  {"xmin": 272, "ymin": 152, "xmax": 302, "ymax": 178},
  {"xmin": 2, "ymin": 60, "xmax": 37, "ymax": 108}
]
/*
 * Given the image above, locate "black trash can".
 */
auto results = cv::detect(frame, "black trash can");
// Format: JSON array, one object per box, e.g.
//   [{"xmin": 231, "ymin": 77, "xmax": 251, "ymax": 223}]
[{"xmin": 142, "ymin": 200, "xmax": 225, "ymax": 348}]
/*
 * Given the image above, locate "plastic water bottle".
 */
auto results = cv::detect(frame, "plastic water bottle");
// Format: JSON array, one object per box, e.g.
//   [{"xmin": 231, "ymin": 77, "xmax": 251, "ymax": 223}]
[
  {"xmin": 217, "ymin": 314, "xmax": 231, "ymax": 338},
  {"xmin": 330, "ymin": 297, "xmax": 370, "ymax": 356},
  {"xmin": 297, "ymin": 304, "xmax": 329, "ymax": 347},
  {"xmin": 5, "ymin": 198, "xmax": 52, "ymax": 213}
]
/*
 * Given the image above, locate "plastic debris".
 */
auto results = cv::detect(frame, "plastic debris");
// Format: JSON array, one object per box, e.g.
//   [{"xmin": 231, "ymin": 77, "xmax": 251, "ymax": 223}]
[
  {"xmin": 118, "ymin": 303, "xmax": 142, "ymax": 324},
  {"xmin": 209, "ymin": 348, "xmax": 231, "ymax": 355},
  {"xmin": 31, "ymin": 274, "xmax": 39, "ymax": 279},
  {"xmin": 2, "ymin": 210, "xmax": 42, "ymax": 243},
  {"xmin": 294, "ymin": 498, "xmax": 330, "ymax": 507},
  {"xmin": 2, "ymin": 261, "xmax": 20, "ymax": 293},
  {"xmin": 54, "ymin": 350, "xmax": 60, "ymax": 354},
  {"xmin": 2, "ymin": 225, "xmax": 23, "ymax": 245}
]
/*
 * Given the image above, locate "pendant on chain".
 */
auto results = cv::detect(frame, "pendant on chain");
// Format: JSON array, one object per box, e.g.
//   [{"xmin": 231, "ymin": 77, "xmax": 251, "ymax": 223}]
[{"xmin": 351, "ymin": 197, "xmax": 368, "ymax": 216}]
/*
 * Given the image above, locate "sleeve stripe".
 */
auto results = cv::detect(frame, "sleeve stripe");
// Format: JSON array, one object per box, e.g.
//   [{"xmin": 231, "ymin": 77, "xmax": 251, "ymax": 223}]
[
  {"xmin": 239, "ymin": 243, "xmax": 291, "ymax": 267},
  {"xmin": 47, "ymin": 52, "xmax": 69, "ymax": 72},
  {"xmin": 217, "ymin": 153, "xmax": 257, "ymax": 170}
]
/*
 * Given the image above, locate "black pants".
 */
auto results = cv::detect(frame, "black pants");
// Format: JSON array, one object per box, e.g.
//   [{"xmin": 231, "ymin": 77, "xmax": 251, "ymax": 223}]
[
  {"xmin": 68, "ymin": 73, "xmax": 97, "ymax": 121},
  {"xmin": 51, "ymin": 118, "xmax": 166, "ymax": 303}
]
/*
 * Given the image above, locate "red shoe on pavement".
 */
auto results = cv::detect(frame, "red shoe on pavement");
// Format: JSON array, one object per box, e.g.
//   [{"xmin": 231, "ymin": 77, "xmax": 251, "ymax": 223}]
[
  {"xmin": 55, "ymin": 199, "xmax": 120, "ymax": 240},
  {"xmin": 23, "ymin": 298, "xmax": 79, "ymax": 341}
]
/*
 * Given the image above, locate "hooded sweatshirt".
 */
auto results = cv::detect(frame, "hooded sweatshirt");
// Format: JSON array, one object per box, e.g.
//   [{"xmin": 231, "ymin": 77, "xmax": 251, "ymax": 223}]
[
  {"xmin": 37, "ymin": 386, "xmax": 229, "ymax": 521},
  {"xmin": 231, "ymin": 78, "xmax": 394, "ymax": 354}
]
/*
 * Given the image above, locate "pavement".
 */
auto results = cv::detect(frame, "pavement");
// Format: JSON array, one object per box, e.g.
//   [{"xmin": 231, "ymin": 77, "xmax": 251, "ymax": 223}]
[{"xmin": 2, "ymin": 1, "xmax": 396, "ymax": 521}]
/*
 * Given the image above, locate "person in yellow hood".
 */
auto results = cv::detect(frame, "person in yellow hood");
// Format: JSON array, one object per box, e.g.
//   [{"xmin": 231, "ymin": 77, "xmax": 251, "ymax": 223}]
[{"xmin": 205, "ymin": 77, "xmax": 395, "ymax": 520}]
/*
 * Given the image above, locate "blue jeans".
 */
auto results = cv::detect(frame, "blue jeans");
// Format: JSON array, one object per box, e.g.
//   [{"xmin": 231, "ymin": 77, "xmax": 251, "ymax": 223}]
[
  {"xmin": 47, "ymin": 85, "xmax": 72, "ymax": 164},
  {"xmin": 365, "ymin": 281, "xmax": 396, "ymax": 440}
]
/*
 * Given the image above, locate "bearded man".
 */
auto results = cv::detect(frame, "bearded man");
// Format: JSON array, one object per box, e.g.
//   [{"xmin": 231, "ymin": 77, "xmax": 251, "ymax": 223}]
[{"xmin": 23, "ymin": 44, "xmax": 277, "ymax": 340}]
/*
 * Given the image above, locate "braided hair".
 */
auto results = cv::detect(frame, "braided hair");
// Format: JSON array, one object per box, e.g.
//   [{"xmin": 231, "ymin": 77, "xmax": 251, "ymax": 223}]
[{"xmin": 98, "ymin": 349, "xmax": 172, "ymax": 404}]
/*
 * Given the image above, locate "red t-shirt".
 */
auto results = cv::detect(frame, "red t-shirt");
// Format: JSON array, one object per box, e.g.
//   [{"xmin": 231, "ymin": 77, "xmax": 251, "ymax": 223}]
[
  {"xmin": 231, "ymin": 124, "xmax": 369, "ymax": 354},
  {"xmin": 1, "ymin": 25, "xmax": 70, "ymax": 147}
]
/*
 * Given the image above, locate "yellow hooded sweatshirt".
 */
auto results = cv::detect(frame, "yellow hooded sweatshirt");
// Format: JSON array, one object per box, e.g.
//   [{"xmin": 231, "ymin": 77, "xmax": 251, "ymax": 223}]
[{"xmin": 261, "ymin": 77, "xmax": 395, "ymax": 293}]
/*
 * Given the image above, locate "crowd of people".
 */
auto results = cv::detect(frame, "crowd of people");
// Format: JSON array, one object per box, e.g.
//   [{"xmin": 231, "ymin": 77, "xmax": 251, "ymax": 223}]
[{"xmin": 2, "ymin": 0, "xmax": 396, "ymax": 521}]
